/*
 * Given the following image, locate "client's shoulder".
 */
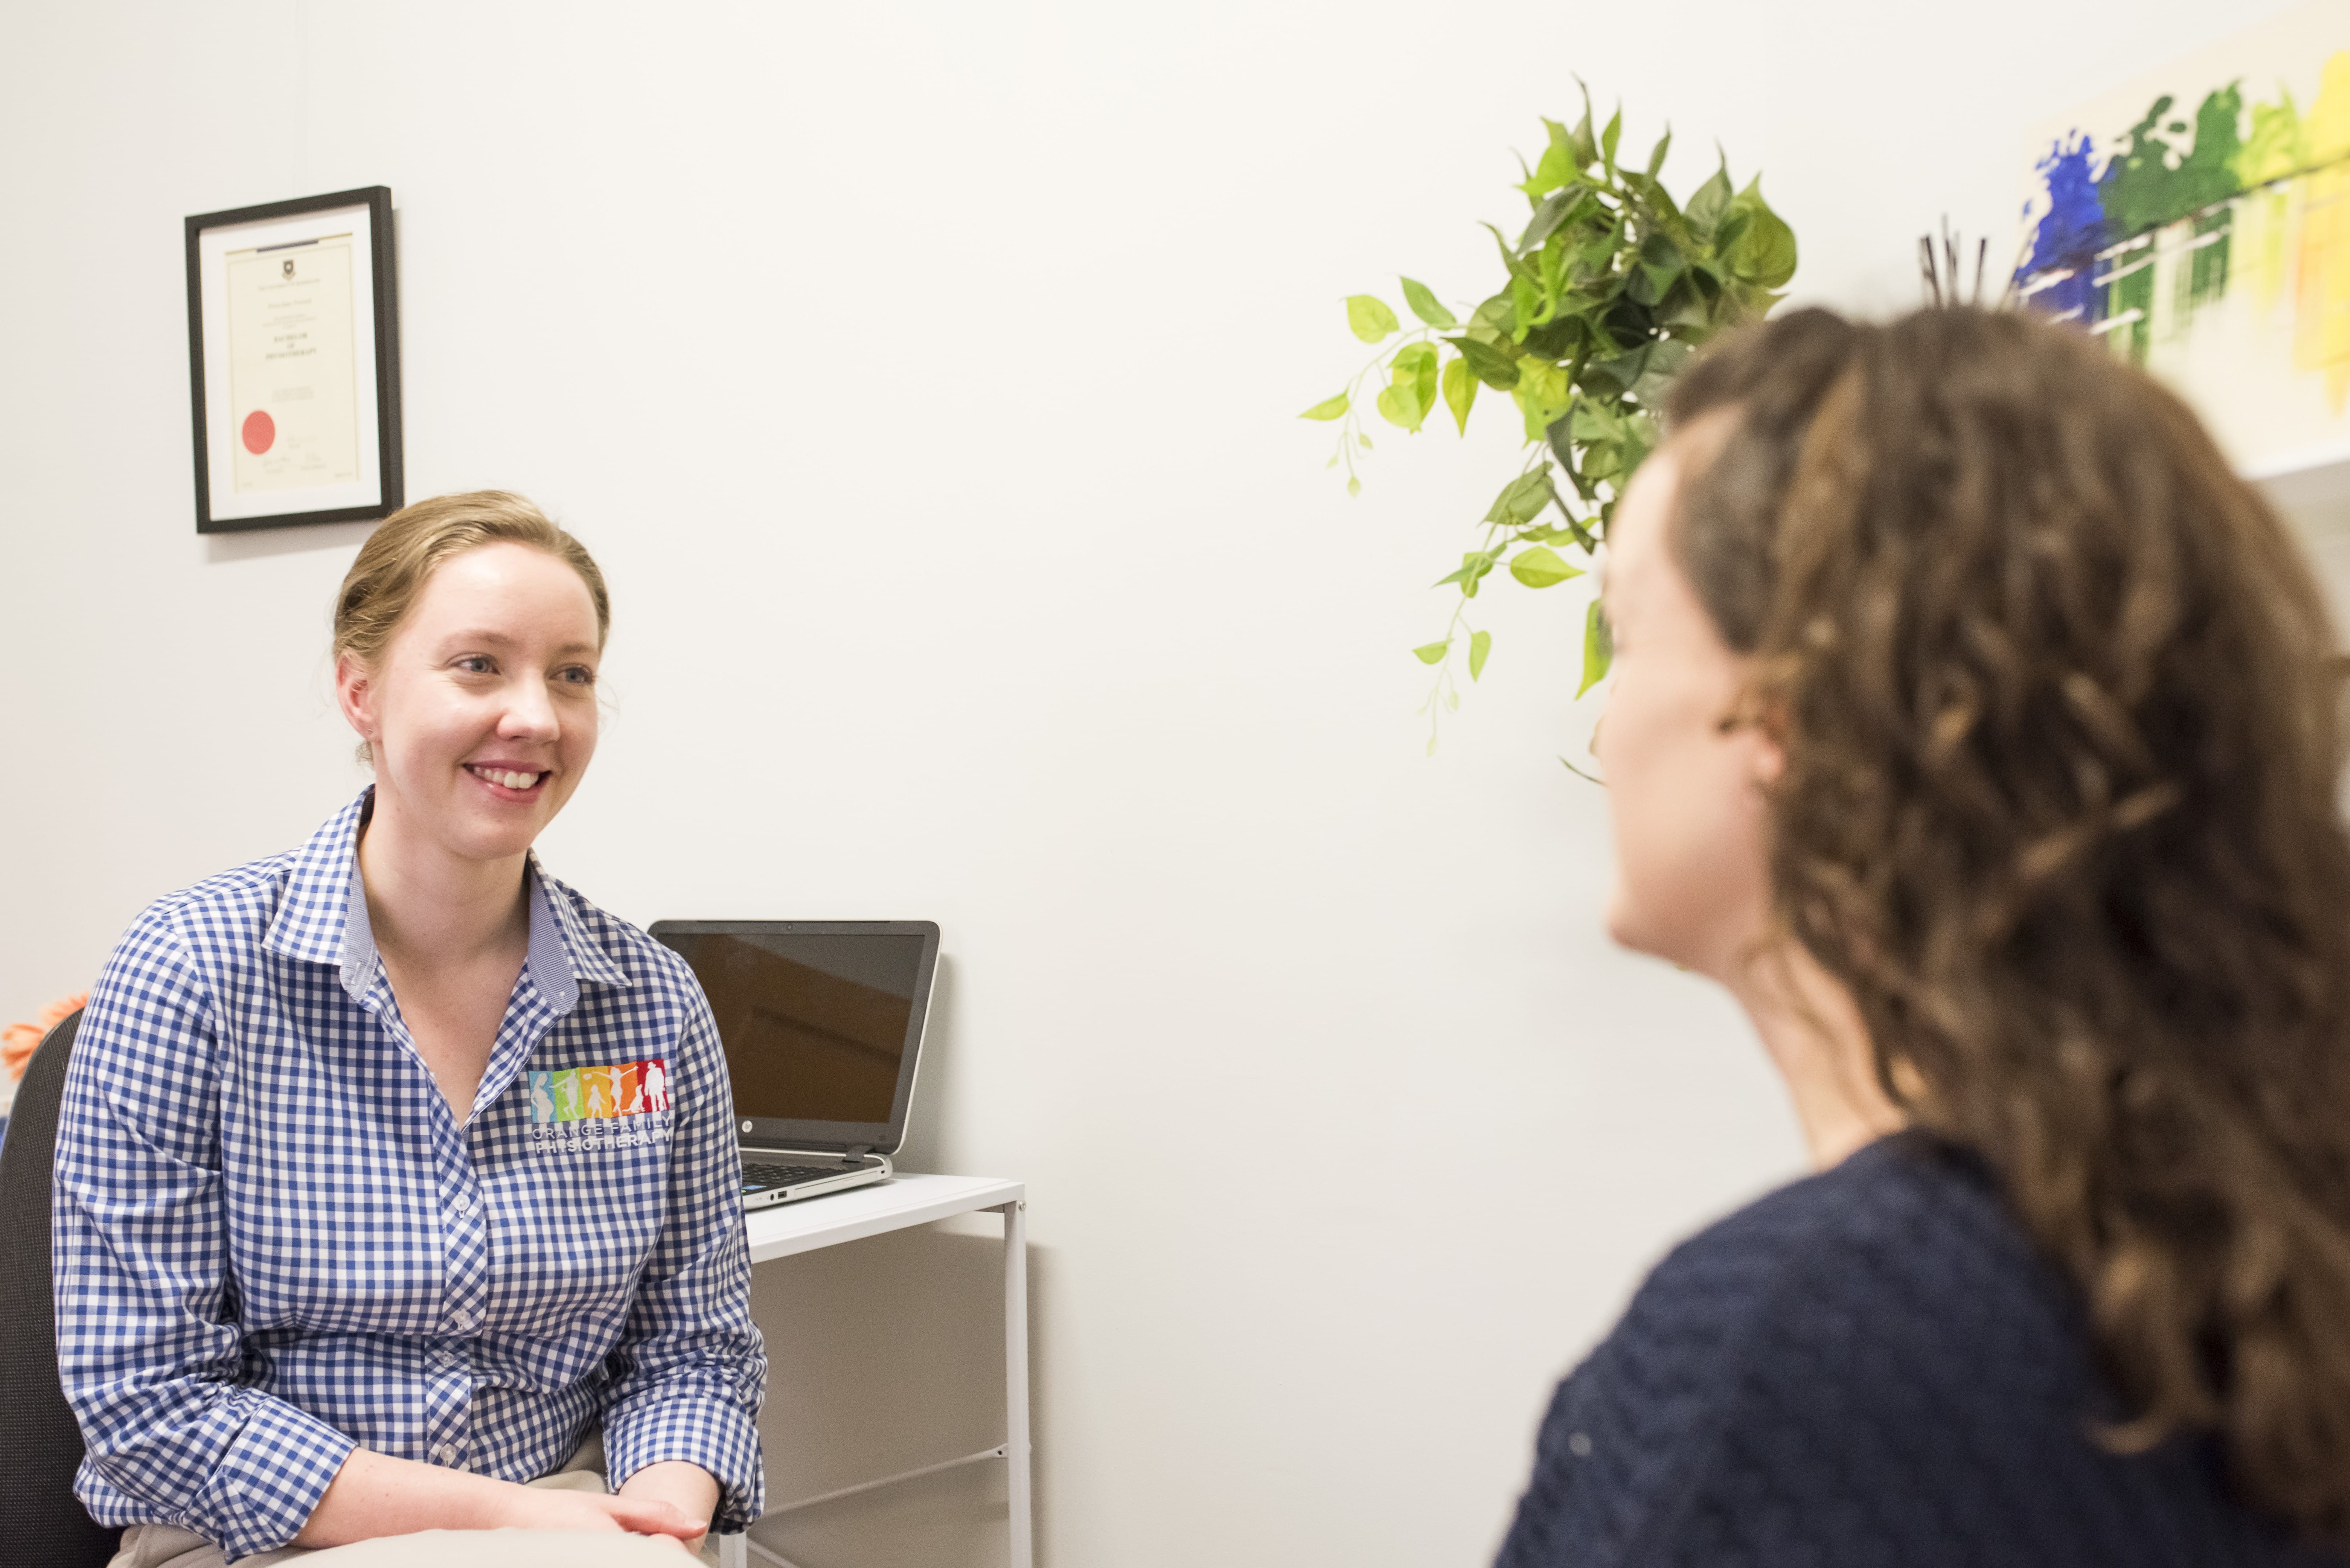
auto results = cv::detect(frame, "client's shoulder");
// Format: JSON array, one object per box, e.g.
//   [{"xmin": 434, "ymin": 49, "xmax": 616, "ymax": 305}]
[
  {"xmin": 1638, "ymin": 1131, "xmax": 2069, "ymax": 1364},
  {"xmin": 1671, "ymin": 1131, "xmax": 2030, "ymax": 1269}
]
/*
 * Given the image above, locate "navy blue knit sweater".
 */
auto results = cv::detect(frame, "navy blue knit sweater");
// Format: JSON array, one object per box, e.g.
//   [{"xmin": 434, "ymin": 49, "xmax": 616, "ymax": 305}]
[{"xmin": 1496, "ymin": 1134, "xmax": 2338, "ymax": 1567}]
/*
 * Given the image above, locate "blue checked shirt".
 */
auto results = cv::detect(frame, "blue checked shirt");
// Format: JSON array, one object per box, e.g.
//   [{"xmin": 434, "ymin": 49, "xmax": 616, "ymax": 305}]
[{"xmin": 53, "ymin": 790, "xmax": 767, "ymax": 1560}]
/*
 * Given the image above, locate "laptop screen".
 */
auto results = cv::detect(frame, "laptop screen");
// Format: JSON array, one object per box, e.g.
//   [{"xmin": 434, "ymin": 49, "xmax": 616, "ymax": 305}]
[{"xmin": 654, "ymin": 927, "xmax": 929, "ymax": 1126}]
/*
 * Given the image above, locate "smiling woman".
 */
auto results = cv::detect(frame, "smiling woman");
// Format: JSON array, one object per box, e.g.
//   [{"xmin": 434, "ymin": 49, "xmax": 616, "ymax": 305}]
[{"xmin": 49, "ymin": 492, "xmax": 769, "ymax": 1568}]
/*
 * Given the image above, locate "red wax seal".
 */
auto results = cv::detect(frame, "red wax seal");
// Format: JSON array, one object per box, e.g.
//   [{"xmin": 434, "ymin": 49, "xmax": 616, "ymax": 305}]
[{"xmin": 241, "ymin": 410, "xmax": 275, "ymax": 454}]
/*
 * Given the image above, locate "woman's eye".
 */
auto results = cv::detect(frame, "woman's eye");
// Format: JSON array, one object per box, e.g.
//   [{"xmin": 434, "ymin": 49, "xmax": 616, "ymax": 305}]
[
  {"xmin": 455, "ymin": 655, "xmax": 496, "ymax": 674},
  {"xmin": 556, "ymin": 666, "xmax": 596, "ymax": 687}
]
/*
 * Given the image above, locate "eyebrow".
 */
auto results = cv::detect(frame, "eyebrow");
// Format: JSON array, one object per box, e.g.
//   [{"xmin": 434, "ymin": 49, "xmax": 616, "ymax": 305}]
[{"xmin": 440, "ymin": 629, "xmax": 600, "ymax": 658}]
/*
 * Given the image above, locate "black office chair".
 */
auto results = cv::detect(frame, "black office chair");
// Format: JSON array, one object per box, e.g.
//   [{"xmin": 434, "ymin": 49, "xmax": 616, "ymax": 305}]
[{"xmin": 0, "ymin": 1008, "xmax": 120, "ymax": 1568}]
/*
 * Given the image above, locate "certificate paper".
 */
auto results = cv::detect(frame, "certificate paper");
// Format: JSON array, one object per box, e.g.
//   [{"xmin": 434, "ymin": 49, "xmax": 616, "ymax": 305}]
[
  {"xmin": 224, "ymin": 234, "xmax": 361, "ymax": 493},
  {"xmin": 187, "ymin": 188, "xmax": 399, "ymax": 532}
]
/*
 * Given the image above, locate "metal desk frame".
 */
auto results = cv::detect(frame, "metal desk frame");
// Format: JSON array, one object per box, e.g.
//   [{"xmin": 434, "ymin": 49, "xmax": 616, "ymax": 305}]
[{"xmin": 716, "ymin": 1174, "xmax": 1030, "ymax": 1568}]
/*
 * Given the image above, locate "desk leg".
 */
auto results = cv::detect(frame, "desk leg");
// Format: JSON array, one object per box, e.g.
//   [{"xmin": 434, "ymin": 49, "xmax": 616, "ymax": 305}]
[{"xmin": 1002, "ymin": 1199, "xmax": 1033, "ymax": 1568}]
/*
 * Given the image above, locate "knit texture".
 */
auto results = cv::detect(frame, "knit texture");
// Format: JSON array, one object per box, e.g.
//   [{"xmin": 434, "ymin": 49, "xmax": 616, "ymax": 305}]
[{"xmin": 1496, "ymin": 1134, "xmax": 2339, "ymax": 1568}]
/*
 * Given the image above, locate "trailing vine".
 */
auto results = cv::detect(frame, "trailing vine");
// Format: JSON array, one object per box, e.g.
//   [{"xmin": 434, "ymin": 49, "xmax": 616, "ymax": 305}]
[{"xmin": 1303, "ymin": 93, "xmax": 1798, "ymax": 750}]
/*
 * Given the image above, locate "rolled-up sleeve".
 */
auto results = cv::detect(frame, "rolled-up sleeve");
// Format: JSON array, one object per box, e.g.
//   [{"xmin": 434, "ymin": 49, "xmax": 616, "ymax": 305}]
[
  {"xmin": 53, "ymin": 910, "xmax": 355, "ymax": 1560},
  {"xmin": 599, "ymin": 979, "xmax": 768, "ymax": 1529}
]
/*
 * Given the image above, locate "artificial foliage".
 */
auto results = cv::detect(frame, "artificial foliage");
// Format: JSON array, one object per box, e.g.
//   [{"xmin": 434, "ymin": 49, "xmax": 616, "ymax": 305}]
[{"xmin": 1303, "ymin": 95, "xmax": 1798, "ymax": 748}]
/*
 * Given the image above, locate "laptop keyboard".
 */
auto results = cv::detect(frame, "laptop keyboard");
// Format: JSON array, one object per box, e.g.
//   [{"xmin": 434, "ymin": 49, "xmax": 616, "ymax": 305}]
[{"xmin": 743, "ymin": 1161, "xmax": 851, "ymax": 1191}]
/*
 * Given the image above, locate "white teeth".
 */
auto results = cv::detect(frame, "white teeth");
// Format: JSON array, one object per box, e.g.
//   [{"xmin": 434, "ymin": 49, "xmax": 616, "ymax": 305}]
[{"xmin": 474, "ymin": 767, "xmax": 540, "ymax": 790}]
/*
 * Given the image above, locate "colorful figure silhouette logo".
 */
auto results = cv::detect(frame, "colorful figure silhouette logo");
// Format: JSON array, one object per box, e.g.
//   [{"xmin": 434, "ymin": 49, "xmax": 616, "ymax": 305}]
[{"xmin": 528, "ymin": 1060, "xmax": 671, "ymax": 1124}]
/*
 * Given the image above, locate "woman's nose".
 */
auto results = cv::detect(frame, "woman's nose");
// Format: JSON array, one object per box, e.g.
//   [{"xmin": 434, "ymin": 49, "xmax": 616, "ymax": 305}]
[{"xmin": 500, "ymin": 678, "xmax": 561, "ymax": 740}]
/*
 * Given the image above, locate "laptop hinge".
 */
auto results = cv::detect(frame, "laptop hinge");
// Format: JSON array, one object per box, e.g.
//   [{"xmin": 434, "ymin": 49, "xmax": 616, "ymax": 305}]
[{"xmin": 847, "ymin": 1144, "xmax": 874, "ymax": 1162}]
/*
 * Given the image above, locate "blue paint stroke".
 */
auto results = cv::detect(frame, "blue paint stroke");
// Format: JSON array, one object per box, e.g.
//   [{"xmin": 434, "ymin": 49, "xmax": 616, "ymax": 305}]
[{"xmin": 2017, "ymin": 132, "xmax": 2106, "ymax": 324}]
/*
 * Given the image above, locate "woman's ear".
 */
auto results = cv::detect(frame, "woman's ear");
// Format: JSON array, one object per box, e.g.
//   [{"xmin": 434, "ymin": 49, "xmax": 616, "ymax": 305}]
[{"xmin": 333, "ymin": 652, "xmax": 376, "ymax": 742}]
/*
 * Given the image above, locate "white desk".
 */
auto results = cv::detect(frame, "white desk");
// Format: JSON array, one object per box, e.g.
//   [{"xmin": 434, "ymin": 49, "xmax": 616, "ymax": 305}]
[{"xmin": 719, "ymin": 1174, "xmax": 1031, "ymax": 1568}]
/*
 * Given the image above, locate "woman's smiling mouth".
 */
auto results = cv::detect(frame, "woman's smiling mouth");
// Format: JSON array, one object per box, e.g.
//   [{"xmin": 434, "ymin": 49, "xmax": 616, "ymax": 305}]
[{"xmin": 465, "ymin": 764, "xmax": 547, "ymax": 792}]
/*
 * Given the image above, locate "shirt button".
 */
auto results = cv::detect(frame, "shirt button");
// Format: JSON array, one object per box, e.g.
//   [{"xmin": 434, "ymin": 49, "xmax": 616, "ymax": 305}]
[
  {"xmin": 434, "ymin": 1443, "xmax": 460, "ymax": 1465},
  {"xmin": 448, "ymin": 1310, "xmax": 476, "ymax": 1334},
  {"xmin": 454, "ymin": 1192, "xmax": 476, "ymax": 1215}
]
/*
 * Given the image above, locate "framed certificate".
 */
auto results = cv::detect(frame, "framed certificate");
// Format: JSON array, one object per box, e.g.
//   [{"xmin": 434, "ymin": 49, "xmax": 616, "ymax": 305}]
[{"xmin": 184, "ymin": 187, "xmax": 403, "ymax": 533}]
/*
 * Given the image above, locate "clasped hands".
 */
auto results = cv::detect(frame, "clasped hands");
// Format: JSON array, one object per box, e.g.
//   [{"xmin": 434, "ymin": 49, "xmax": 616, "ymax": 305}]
[{"xmin": 297, "ymin": 1448, "xmax": 720, "ymax": 1553}]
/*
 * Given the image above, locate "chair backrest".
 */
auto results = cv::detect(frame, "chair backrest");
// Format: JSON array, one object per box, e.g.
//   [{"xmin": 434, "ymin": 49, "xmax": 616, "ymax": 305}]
[{"xmin": 0, "ymin": 1009, "xmax": 121, "ymax": 1567}]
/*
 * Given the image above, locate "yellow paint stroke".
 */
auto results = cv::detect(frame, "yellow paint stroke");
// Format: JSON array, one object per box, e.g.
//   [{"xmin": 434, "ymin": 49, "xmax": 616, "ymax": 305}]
[
  {"xmin": 2297, "ymin": 52, "xmax": 2350, "ymax": 412},
  {"xmin": 2234, "ymin": 87, "xmax": 2307, "ymax": 314}
]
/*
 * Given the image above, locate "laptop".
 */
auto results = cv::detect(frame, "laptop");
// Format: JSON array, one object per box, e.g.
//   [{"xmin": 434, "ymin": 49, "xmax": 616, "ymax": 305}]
[{"xmin": 649, "ymin": 919, "xmax": 940, "ymax": 1211}]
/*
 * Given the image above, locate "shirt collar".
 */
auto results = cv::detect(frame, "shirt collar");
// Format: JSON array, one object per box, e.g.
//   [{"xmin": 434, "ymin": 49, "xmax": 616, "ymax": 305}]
[{"xmin": 265, "ymin": 787, "xmax": 633, "ymax": 1003}]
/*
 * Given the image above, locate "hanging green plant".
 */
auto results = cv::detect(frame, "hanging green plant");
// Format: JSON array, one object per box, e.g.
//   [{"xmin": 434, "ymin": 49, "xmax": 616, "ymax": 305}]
[{"xmin": 1303, "ymin": 92, "xmax": 1798, "ymax": 751}]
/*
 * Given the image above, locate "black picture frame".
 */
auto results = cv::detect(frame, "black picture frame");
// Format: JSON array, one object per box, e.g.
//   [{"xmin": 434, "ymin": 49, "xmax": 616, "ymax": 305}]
[{"xmin": 184, "ymin": 186, "xmax": 403, "ymax": 534}]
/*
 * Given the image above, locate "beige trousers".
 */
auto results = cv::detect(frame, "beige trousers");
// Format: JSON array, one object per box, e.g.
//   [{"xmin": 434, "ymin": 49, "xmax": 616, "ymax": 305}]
[{"xmin": 107, "ymin": 1433, "xmax": 720, "ymax": 1568}]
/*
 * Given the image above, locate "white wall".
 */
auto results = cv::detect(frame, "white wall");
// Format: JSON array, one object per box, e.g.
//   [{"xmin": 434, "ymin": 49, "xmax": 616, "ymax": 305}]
[{"xmin": 0, "ymin": 3, "xmax": 2306, "ymax": 1564}]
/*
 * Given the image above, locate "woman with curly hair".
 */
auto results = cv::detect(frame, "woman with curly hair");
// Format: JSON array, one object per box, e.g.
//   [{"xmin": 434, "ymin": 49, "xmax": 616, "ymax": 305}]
[{"xmin": 1499, "ymin": 306, "xmax": 2350, "ymax": 1566}]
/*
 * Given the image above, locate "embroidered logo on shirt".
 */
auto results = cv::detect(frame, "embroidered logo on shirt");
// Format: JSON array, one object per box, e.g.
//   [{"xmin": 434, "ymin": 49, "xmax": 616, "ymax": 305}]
[{"xmin": 526, "ymin": 1059, "xmax": 671, "ymax": 1151}]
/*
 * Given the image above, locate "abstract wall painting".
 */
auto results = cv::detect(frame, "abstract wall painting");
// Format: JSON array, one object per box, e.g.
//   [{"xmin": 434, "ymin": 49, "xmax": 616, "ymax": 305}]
[{"xmin": 2014, "ymin": 0, "xmax": 2350, "ymax": 475}]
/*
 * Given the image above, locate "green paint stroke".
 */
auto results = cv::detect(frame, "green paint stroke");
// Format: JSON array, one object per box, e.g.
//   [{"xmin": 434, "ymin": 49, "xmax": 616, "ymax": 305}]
[
  {"xmin": 2098, "ymin": 85, "xmax": 2246, "ymax": 361},
  {"xmin": 2234, "ymin": 87, "xmax": 2309, "ymax": 187}
]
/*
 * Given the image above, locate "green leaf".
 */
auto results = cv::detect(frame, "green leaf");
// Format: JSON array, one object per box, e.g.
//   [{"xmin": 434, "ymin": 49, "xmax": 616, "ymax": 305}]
[
  {"xmin": 1412, "ymin": 640, "xmax": 1451, "ymax": 665},
  {"xmin": 1485, "ymin": 467, "xmax": 1557, "ymax": 527},
  {"xmin": 1347, "ymin": 476, "xmax": 1361, "ymax": 497},
  {"xmin": 1579, "ymin": 345, "xmax": 1650, "ymax": 399},
  {"xmin": 1600, "ymin": 107, "xmax": 1622, "ymax": 172},
  {"xmin": 1578, "ymin": 600, "xmax": 1614, "ymax": 695},
  {"xmin": 1659, "ymin": 280, "xmax": 1714, "ymax": 332},
  {"xmin": 1520, "ymin": 119, "xmax": 1577, "ymax": 201},
  {"xmin": 1518, "ymin": 184, "xmax": 1586, "ymax": 252},
  {"xmin": 1685, "ymin": 157, "xmax": 1733, "ymax": 241},
  {"xmin": 1571, "ymin": 398, "xmax": 1629, "ymax": 443},
  {"xmin": 1376, "ymin": 381, "xmax": 1425, "ymax": 430},
  {"xmin": 1442, "ymin": 357, "xmax": 1477, "ymax": 434},
  {"xmin": 1468, "ymin": 629, "xmax": 1491, "ymax": 681},
  {"xmin": 1512, "ymin": 358, "xmax": 1571, "ymax": 441},
  {"xmin": 1438, "ymin": 549, "xmax": 1498, "ymax": 598},
  {"xmin": 1448, "ymin": 335, "xmax": 1522, "ymax": 388},
  {"xmin": 1644, "ymin": 127, "xmax": 1672, "ymax": 179},
  {"xmin": 1619, "ymin": 411, "xmax": 1659, "ymax": 478},
  {"xmin": 1567, "ymin": 86, "xmax": 1597, "ymax": 169},
  {"xmin": 1347, "ymin": 295, "xmax": 1401, "ymax": 342},
  {"xmin": 1480, "ymin": 222, "xmax": 1539, "ymax": 287},
  {"xmin": 1435, "ymin": 549, "xmax": 1498, "ymax": 589},
  {"xmin": 1299, "ymin": 392, "xmax": 1349, "ymax": 421},
  {"xmin": 1726, "ymin": 176, "xmax": 1797, "ymax": 289},
  {"xmin": 1510, "ymin": 545, "xmax": 1584, "ymax": 589},
  {"xmin": 1399, "ymin": 277, "xmax": 1458, "ymax": 329},
  {"xmin": 1628, "ymin": 338, "xmax": 1692, "ymax": 409},
  {"xmin": 1470, "ymin": 291, "xmax": 1518, "ymax": 337},
  {"xmin": 1391, "ymin": 342, "xmax": 1439, "ymax": 429}
]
